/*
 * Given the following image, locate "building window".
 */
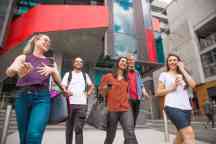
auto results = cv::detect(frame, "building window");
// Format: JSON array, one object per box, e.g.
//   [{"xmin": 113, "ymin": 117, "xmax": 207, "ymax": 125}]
[
  {"xmin": 199, "ymin": 32, "xmax": 216, "ymax": 51},
  {"xmin": 201, "ymin": 48, "xmax": 216, "ymax": 78},
  {"xmin": 112, "ymin": 0, "xmax": 138, "ymax": 58},
  {"xmin": 196, "ymin": 16, "xmax": 216, "ymax": 79}
]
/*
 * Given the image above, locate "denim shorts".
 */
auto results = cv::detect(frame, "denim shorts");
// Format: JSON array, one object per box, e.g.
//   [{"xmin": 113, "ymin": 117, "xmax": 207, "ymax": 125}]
[{"xmin": 164, "ymin": 106, "xmax": 192, "ymax": 130}]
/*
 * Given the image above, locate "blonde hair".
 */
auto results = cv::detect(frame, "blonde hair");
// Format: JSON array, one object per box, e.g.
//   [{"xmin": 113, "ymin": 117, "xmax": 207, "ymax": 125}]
[{"xmin": 22, "ymin": 34, "xmax": 43, "ymax": 55}]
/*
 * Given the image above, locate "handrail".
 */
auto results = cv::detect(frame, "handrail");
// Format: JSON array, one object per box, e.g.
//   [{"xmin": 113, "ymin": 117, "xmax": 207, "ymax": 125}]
[
  {"xmin": 0, "ymin": 104, "xmax": 12, "ymax": 144},
  {"xmin": 163, "ymin": 110, "xmax": 170, "ymax": 143},
  {"xmin": 0, "ymin": 93, "xmax": 15, "ymax": 109}
]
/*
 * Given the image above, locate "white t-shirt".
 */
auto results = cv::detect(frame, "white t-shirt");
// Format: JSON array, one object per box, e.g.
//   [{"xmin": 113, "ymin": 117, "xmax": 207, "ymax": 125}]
[
  {"xmin": 159, "ymin": 72, "xmax": 192, "ymax": 110},
  {"xmin": 61, "ymin": 71, "xmax": 93, "ymax": 105}
]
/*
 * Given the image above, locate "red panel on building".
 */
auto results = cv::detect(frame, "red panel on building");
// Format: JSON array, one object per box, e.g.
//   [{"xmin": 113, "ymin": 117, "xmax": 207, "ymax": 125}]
[
  {"xmin": 0, "ymin": 4, "xmax": 108, "ymax": 54},
  {"xmin": 145, "ymin": 29, "xmax": 157, "ymax": 62}
]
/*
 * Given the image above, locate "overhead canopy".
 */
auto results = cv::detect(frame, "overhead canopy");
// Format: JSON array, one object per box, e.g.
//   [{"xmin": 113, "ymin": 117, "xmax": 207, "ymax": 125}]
[
  {"xmin": 0, "ymin": 4, "xmax": 108, "ymax": 80},
  {"xmin": 0, "ymin": 4, "xmax": 108, "ymax": 55}
]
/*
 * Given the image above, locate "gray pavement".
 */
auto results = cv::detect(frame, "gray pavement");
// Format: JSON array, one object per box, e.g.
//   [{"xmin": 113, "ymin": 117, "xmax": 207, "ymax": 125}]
[
  {"xmin": 145, "ymin": 120, "xmax": 216, "ymax": 143},
  {"xmin": 6, "ymin": 128, "xmax": 209, "ymax": 144}
]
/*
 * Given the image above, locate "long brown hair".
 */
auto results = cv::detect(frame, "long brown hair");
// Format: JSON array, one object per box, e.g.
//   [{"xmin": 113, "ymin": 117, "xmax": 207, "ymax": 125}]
[
  {"xmin": 166, "ymin": 53, "xmax": 188, "ymax": 88},
  {"xmin": 112, "ymin": 56, "xmax": 128, "ymax": 80}
]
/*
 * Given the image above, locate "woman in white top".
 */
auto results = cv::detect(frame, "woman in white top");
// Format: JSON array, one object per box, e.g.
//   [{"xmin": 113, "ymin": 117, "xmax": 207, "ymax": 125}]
[{"xmin": 156, "ymin": 53, "xmax": 196, "ymax": 144}]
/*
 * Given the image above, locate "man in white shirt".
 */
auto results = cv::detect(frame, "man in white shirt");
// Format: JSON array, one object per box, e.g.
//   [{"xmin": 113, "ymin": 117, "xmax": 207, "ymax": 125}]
[{"xmin": 62, "ymin": 57, "xmax": 94, "ymax": 144}]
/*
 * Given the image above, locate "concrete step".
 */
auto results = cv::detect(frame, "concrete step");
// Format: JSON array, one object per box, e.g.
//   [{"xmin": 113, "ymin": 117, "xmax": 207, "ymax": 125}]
[
  {"xmin": 0, "ymin": 109, "xmax": 17, "ymax": 136},
  {"xmin": 146, "ymin": 119, "xmax": 206, "ymax": 125},
  {"xmin": 0, "ymin": 117, "xmax": 16, "ymax": 121}
]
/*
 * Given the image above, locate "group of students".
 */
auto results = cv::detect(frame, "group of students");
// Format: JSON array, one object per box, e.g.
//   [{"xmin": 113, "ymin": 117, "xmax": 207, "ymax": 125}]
[{"xmin": 6, "ymin": 33, "xmax": 197, "ymax": 144}]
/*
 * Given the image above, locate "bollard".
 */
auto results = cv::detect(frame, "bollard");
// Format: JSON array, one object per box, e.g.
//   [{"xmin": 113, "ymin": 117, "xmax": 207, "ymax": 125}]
[
  {"xmin": 163, "ymin": 110, "xmax": 170, "ymax": 143},
  {"xmin": 1, "ymin": 104, "xmax": 12, "ymax": 144}
]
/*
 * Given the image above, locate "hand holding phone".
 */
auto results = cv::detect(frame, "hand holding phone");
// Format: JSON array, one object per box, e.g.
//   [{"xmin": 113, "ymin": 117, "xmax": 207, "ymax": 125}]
[{"xmin": 177, "ymin": 61, "xmax": 184, "ymax": 71}]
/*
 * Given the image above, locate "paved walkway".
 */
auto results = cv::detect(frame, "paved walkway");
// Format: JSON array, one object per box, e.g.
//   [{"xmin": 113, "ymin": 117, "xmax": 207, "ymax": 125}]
[{"xmin": 6, "ymin": 128, "xmax": 209, "ymax": 144}]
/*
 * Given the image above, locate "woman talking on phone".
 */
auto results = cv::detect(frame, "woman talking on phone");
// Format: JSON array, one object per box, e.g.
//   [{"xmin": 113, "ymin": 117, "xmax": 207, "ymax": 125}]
[{"xmin": 156, "ymin": 53, "xmax": 196, "ymax": 144}]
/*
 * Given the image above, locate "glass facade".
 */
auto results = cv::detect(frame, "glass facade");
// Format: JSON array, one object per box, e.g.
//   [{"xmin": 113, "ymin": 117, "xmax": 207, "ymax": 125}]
[
  {"xmin": 15, "ymin": 0, "xmax": 38, "ymax": 17},
  {"xmin": 141, "ymin": 0, "xmax": 157, "ymax": 62},
  {"xmin": 141, "ymin": 0, "xmax": 152, "ymax": 29},
  {"xmin": 154, "ymin": 32, "xmax": 165, "ymax": 63},
  {"xmin": 14, "ymin": 0, "xmax": 104, "ymax": 17},
  {"xmin": 197, "ymin": 21, "xmax": 216, "ymax": 79},
  {"xmin": 112, "ymin": 0, "xmax": 138, "ymax": 58},
  {"xmin": 201, "ymin": 48, "xmax": 216, "ymax": 78}
]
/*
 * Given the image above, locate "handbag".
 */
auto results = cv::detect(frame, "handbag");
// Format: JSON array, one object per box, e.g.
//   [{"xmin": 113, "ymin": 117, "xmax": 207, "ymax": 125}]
[
  {"xmin": 48, "ymin": 93, "xmax": 69, "ymax": 124},
  {"xmin": 48, "ymin": 77, "xmax": 69, "ymax": 124},
  {"xmin": 50, "ymin": 89, "xmax": 60, "ymax": 98},
  {"xmin": 87, "ymin": 95, "xmax": 108, "ymax": 130}
]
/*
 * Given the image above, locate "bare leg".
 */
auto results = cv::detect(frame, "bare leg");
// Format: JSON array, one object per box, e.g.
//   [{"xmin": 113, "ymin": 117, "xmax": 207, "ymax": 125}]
[
  {"xmin": 180, "ymin": 126, "xmax": 195, "ymax": 144},
  {"xmin": 173, "ymin": 131, "xmax": 184, "ymax": 144}
]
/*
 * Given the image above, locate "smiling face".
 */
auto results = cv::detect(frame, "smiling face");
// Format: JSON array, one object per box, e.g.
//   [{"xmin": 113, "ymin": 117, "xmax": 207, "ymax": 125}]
[
  {"xmin": 117, "ymin": 57, "xmax": 128, "ymax": 70},
  {"xmin": 167, "ymin": 55, "xmax": 179, "ymax": 71},
  {"xmin": 127, "ymin": 55, "xmax": 136, "ymax": 70},
  {"xmin": 35, "ymin": 35, "xmax": 51, "ymax": 53},
  {"xmin": 73, "ymin": 57, "xmax": 83, "ymax": 70}
]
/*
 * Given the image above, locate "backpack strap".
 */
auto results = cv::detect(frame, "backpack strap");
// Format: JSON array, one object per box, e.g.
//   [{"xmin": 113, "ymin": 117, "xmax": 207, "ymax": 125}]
[
  {"xmin": 67, "ymin": 72, "xmax": 72, "ymax": 89},
  {"xmin": 82, "ymin": 71, "xmax": 87, "ymax": 92}
]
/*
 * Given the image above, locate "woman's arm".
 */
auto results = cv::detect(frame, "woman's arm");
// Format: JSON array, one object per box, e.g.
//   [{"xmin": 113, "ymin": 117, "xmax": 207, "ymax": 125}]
[
  {"xmin": 142, "ymin": 87, "xmax": 150, "ymax": 99},
  {"xmin": 178, "ymin": 62, "xmax": 196, "ymax": 88},
  {"xmin": 98, "ymin": 74, "xmax": 111, "ymax": 97},
  {"xmin": 51, "ymin": 68, "xmax": 61, "ymax": 87},
  {"xmin": 6, "ymin": 55, "xmax": 26, "ymax": 77},
  {"xmin": 156, "ymin": 80, "xmax": 177, "ymax": 97},
  {"xmin": 50, "ymin": 63, "xmax": 64, "ymax": 91}
]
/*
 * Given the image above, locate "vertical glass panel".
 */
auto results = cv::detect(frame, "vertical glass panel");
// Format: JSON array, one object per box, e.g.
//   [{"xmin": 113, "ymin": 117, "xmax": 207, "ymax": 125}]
[
  {"xmin": 154, "ymin": 32, "xmax": 165, "ymax": 63},
  {"xmin": 113, "ymin": 33, "xmax": 137, "ymax": 57},
  {"xmin": 141, "ymin": 0, "xmax": 152, "ymax": 29},
  {"xmin": 112, "ymin": 0, "xmax": 138, "ymax": 58},
  {"xmin": 113, "ymin": 0, "xmax": 134, "ymax": 34}
]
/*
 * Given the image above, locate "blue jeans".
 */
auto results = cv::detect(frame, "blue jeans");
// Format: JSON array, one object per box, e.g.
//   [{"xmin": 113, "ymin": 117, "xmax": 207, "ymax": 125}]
[{"xmin": 15, "ymin": 87, "xmax": 50, "ymax": 144}]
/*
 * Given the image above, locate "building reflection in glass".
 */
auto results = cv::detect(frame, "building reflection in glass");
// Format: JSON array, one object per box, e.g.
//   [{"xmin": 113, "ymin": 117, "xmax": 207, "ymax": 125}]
[{"xmin": 112, "ymin": 0, "xmax": 138, "ymax": 58}]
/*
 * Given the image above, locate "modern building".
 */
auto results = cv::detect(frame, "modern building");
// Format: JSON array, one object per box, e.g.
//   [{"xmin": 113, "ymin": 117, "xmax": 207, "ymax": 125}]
[{"xmin": 153, "ymin": 0, "xmax": 216, "ymax": 117}]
